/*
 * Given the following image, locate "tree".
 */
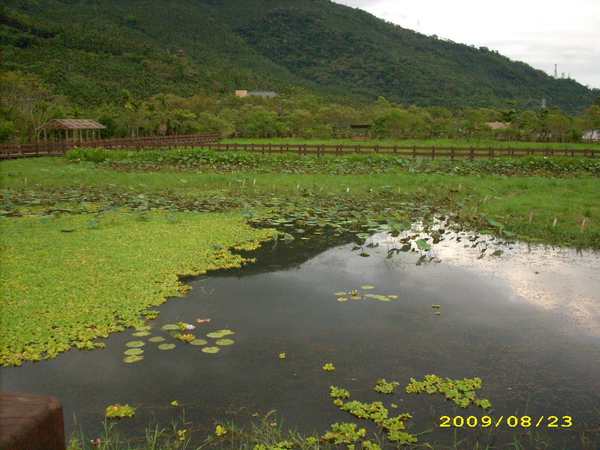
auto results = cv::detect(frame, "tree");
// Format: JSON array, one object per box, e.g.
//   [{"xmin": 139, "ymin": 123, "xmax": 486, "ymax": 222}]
[{"xmin": 0, "ymin": 71, "xmax": 62, "ymax": 142}]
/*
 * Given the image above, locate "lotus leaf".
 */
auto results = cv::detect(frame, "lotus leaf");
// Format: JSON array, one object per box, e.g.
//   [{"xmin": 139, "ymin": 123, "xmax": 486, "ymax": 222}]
[
  {"xmin": 148, "ymin": 337, "xmax": 165, "ymax": 343},
  {"xmin": 132, "ymin": 331, "xmax": 151, "ymax": 337},
  {"xmin": 216, "ymin": 339, "xmax": 234, "ymax": 346},
  {"xmin": 158, "ymin": 343, "xmax": 176, "ymax": 350},
  {"xmin": 190, "ymin": 339, "xmax": 208, "ymax": 346},
  {"xmin": 202, "ymin": 346, "xmax": 220, "ymax": 354},
  {"xmin": 124, "ymin": 348, "xmax": 144, "ymax": 356},
  {"xmin": 217, "ymin": 329, "xmax": 234, "ymax": 336},
  {"xmin": 123, "ymin": 355, "xmax": 144, "ymax": 363},
  {"xmin": 126, "ymin": 341, "xmax": 145, "ymax": 348},
  {"xmin": 206, "ymin": 332, "xmax": 224, "ymax": 338}
]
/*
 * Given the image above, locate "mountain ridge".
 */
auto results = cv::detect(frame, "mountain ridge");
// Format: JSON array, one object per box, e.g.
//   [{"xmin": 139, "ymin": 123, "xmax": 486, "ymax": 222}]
[{"xmin": 1, "ymin": 0, "xmax": 598, "ymax": 113}]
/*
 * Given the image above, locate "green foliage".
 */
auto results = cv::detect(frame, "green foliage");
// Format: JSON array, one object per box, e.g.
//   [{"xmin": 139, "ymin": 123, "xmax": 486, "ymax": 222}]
[
  {"xmin": 0, "ymin": 211, "xmax": 273, "ymax": 366},
  {"xmin": 321, "ymin": 422, "xmax": 366, "ymax": 445},
  {"xmin": 105, "ymin": 404, "xmax": 136, "ymax": 420},
  {"xmin": 374, "ymin": 379, "xmax": 400, "ymax": 395},
  {"xmin": 330, "ymin": 385, "xmax": 417, "ymax": 446},
  {"xmin": 406, "ymin": 374, "xmax": 492, "ymax": 409},
  {"xmin": 1, "ymin": 0, "xmax": 597, "ymax": 146}
]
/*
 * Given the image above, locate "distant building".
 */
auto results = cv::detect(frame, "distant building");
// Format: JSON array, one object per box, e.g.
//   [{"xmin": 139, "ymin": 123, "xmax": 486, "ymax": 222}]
[
  {"xmin": 235, "ymin": 90, "xmax": 277, "ymax": 98},
  {"xmin": 582, "ymin": 130, "xmax": 600, "ymax": 142},
  {"xmin": 485, "ymin": 121, "xmax": 508, "ymax": 130},
  {"xmin": 350, "ymin": 124, "xmax": 372, "ymax": 140}
]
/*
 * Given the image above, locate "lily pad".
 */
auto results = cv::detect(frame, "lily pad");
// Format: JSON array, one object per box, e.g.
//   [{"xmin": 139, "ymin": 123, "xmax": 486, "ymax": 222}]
[
  {"xmin": 190, "ymin": 339, "xmax": 208, "ymax": 346},
  {"xmin": 135, "ymin": 326, "xmax": 151, "ymax": 331},
  {"xmin": 207, "ymin": 329, "xmax": 234, "ymax": 338},
  {"xmin": 333, "ymin": 292, "xmax": 347, "ymax": 296},
  {"xmin": 202, "ymin": 346, "xmax": 220, "ymax": 354},
  {"xmin": 132, "ymin": 331, "xmax": 151, "ymax": 337},
  {"xmin": 162, "ymin": 324, "xmax": 179, "ymax": 331},
  {"xmin": 217, "ymin": 329, "xmax": 235, "ymax": 336},
  {"xmin": 124, "ymin": 348, "xmax": 144, "ymax": 356},
  {"xmin": 206, "ymin": 332, "xmax": 224, "ymax": 338},
  {"xmin": 337, "ymin": 297, "xmax": 348, "ymax": 302},
  {"xmin": 216, "ymin": 339, "xmax": 234, "ymax": 346},
  {"xmin": 361, "ymin": 286, "xmax": 375, "ymax": 290},
  {"xmin": 148, "ymin": 336, "xmax": 166, "ymax": 343},
  {"xmin": 158, "ymin": 343, "xmax": 176, "ymax": 350},
  {"xmin": 126, "ymin": 341, "xmax": 145, "ymax": 348},
  {"xmin": 123, "ymin": 355, "xmax": 144, "ymax": 363}
]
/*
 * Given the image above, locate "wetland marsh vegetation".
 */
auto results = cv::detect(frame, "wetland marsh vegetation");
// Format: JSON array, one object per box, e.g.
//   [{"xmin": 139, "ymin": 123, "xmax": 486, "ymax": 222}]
[{"xmin": 1, "ymin": 144, "xmax": 599, "ymax": 448}]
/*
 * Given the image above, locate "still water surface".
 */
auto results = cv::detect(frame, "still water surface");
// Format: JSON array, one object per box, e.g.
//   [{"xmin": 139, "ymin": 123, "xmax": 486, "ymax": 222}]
[{"xmin": 2, "ymin": 233, "xmax": 599, "ymax": 447}]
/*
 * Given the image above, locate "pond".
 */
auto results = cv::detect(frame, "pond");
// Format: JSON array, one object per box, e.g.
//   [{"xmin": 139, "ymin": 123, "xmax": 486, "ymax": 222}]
[{"xmin": 1, "ymin": 230, "xmax": 599, "ymax": 448}]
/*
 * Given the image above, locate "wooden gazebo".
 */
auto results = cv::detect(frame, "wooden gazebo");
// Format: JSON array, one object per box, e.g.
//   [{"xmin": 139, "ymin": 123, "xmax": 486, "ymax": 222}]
[{"xmin": 40, "ymin": 119, "xmax": 106, "ymax": 143}]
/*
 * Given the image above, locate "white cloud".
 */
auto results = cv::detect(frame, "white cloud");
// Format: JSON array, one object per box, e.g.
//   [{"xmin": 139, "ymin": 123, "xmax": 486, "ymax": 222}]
[{"xmin": 333, "ymin": 0, "xmax": 600, "ymax": 89}]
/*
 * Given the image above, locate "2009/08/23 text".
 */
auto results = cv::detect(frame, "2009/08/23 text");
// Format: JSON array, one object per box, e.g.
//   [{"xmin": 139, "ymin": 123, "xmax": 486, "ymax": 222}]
[{"xmin": 440, "ymin": 415, "xmax": 573, "ymax": 428}]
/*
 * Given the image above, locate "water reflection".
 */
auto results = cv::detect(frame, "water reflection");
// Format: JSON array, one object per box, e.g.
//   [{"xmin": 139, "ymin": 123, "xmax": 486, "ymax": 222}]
[
  {"xmin": 1, "ymin": 233, "xmax": 598, "ymax": 447},
  {"xmin": 432, "ymin": 233, "xmax": 600, "ymax": 335}
]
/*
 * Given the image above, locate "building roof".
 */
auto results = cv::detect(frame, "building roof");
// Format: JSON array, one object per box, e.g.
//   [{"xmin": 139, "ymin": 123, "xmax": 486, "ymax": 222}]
[
  {"xmin": 40, "ymin": 119, "xmax": 106, "ymax": 130},
  {"xmin": 247, "ymin": 91, "xmax": 277, "ymax": 98},
  {"xmin": 486, "ymin": 121, "xmax": 508, "ymax": 130}
]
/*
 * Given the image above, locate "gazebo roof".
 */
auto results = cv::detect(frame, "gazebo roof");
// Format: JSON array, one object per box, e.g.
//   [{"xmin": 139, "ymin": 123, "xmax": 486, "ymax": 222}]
[{"xmin": 41, "ymin": 119, "xmax": 106, "ymax": 130}]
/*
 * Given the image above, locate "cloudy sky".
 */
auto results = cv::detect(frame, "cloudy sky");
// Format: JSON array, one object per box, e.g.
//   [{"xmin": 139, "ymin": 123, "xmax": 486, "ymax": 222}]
[{"xmin": 334, "ymin": 0, "xmax": 600, "ymax": 90}]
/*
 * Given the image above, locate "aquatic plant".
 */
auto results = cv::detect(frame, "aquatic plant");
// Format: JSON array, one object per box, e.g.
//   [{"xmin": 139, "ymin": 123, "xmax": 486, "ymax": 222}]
[
  {"xmin": 374, "ymin": 379, "xmax": 399, "ymax": 394},
  {"xmin": 158, "ymin": 343, "xmax": 176, "ymax": 351},
  {"xmin": 334, "ymin": 287, "xmax": 399, "ymax": 303},
  {"xmin": 173, "ymin": 333, "xmax": 196, "ymax": 343},
  {"xmin": 406, "ymin": 374, "xmax": 492, "ymax": 409},
  {"xmin": 330, "ymin": 390, "xmax": 417, "ymax": 445},
  {"xmin": 323, "ymin": 363, "xmax": 335, "ymax": 371},
  {"xmin": 105, "ymin": 404, "xmax": 135, "ymax": 419},
  {"xmin": 202, "ymin": 347, "xmax": 220, "ymax": 354},
  {"xmin": 0, "ymin": 211, "xmax": 273, "ymax": 366},
  {"xmin": 322, "ymin": 422, "xmax": 366, "ymax": 445}
]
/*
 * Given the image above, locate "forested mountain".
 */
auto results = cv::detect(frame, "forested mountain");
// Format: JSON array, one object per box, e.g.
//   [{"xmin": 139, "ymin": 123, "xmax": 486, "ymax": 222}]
[{"xmin": 2, "ymin": 0, "xmax": 597, "ymax": 114}]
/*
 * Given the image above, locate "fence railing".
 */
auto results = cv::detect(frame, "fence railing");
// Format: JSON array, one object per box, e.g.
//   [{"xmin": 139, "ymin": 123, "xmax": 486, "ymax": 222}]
[
  {"xmin": 1, "ymin": 138, "xmax": 598, "ymax": 159},
  {"xmin": 0, "ymin": 134, "xmax": 221, "ymax": 159},
  {"xmin": 203, "ymin": 143, "xmax": 599, "ymax": 159}
]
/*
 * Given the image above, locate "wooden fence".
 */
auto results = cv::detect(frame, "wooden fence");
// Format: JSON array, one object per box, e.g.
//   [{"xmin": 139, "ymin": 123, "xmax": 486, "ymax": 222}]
[
  {"xmin": 1, "ymin": 136, "xmax": 598, "ymax": 159},
  {"xmin": 0, "ymin": 134, "xmax": 221, "ymax": 159},
  {"xmin": 203, "ymin": 143, "xmax": 599, "ymax": 159}
]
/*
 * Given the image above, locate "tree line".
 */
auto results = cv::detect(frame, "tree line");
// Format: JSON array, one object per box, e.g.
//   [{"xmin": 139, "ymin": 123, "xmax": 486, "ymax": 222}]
[{"xmin": 1, "ymin": 71, "xmax": 599, "ymax": 144}]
